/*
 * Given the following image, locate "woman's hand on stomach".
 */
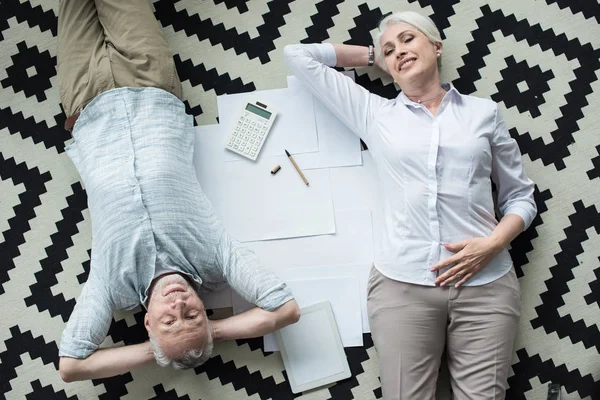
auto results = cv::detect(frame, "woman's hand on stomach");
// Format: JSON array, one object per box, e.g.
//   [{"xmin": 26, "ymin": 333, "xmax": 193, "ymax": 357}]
[{"xmin": 431, "ymin": 237, "xmax": 502, "ymax": 288}]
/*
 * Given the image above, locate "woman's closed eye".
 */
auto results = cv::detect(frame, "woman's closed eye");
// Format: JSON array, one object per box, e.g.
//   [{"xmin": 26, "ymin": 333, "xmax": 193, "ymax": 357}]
[
  {"xmin": 384, "ymin": 48, "xmax": 394, "ymax": 57},
  {"xmin": 185, "ymin": 313, "xmax": 198, "ymax": 320},
  {"xmin": 403, "ymin": 36, "xmax": 414, "ymax": 43}
]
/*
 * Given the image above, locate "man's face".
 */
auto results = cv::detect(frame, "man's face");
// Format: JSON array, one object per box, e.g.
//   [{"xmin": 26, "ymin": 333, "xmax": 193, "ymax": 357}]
[{"xmin": 145, "ymin": 273, "xmax": 209, "ymax": 359}]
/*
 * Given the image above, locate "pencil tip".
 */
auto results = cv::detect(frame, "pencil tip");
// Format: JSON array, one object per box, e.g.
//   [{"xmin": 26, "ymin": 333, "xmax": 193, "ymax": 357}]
[{"xmin": 285, "ymin": 149, "xmax": 291, "ymax": 157}]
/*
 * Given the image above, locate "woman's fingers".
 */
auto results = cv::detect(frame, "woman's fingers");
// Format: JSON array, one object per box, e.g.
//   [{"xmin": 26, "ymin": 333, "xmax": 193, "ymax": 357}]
[
  {"xmin": 454, "ymin": 273, "xmax": 473, "ymax": 288},
  {"xmin": 436, "ymin": 264, "xmax": 467, "ymax": 286}
]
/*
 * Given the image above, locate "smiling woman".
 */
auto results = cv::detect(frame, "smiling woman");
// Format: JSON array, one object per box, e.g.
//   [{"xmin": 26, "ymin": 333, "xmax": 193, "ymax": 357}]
[
  {"xmin": 374, "ymin": 12, "xmax": 443, "ymax": 74},
  {"xmin": 284, "ymin": 10, "xmax": 536, "ymax": 400}
]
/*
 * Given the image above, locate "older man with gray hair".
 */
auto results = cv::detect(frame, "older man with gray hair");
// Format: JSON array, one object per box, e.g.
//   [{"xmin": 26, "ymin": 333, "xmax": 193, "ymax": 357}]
[{"xmin": 57, "ymin": 0, "xmax": 300, "ymax": 382}]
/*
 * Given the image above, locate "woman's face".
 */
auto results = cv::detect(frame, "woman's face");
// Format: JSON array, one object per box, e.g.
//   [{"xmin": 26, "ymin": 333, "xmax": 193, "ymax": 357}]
[{"xmin": 380, "ymin": 22, "xmax": 441, "ymax": 87}]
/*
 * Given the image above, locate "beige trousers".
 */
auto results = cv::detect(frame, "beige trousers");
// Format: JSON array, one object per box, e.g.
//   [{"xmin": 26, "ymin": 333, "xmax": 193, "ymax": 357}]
[
  {"xmin": 367, "ymin": 266, "xmax": 521, "ymax": 400},
  {"xmin": 57, "ymin": 0, "xmax": 182, "ymax": 118}
]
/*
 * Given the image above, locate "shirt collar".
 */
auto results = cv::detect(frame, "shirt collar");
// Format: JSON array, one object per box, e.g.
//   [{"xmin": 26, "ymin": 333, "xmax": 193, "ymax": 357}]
[
  {"xmin": 141, "ymin": 266, "xmax": 204, "ymax": 309},
  {"xmin": 397, "ymin": 82, "xmax": 460, "ymax": 106}
]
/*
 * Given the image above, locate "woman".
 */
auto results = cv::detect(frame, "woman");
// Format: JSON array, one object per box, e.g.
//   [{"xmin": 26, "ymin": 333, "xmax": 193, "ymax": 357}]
[{"xmin": 284, "ymin": 11, "xmax": 536, "ymax": 400}]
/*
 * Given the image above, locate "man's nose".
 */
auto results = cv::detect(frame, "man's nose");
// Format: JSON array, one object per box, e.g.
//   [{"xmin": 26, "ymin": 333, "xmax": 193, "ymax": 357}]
[{"xmin": 171, "ymin": 298, "xmax": 185, "ymax": 308}]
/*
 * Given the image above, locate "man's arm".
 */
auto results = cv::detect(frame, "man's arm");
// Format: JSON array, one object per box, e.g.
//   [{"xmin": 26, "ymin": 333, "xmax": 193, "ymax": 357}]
[
  {"xmin": 211, "ymin": 299, "xmax": 300, "ymax": 342},
  {"xmin": 59, "ymin": 341, "xmax": 154, "ymax": 382}
]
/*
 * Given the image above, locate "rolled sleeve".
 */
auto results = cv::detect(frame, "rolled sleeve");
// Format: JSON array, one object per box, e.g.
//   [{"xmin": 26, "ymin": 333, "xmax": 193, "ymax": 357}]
[
  {"xmin": 216, "ymin": 231, "xmax": 293, "ymax": 311},
  {"xmin": 59, "ymin": 277, "xmax": 113, "ymax": 359},
  {"xmin": 491, "ymin": 105, "xmax": 537, "ymax": 230}
]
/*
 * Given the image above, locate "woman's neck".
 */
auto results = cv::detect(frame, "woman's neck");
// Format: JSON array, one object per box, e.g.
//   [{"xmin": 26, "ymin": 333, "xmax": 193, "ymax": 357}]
[{"xmin": 402, "ymin": 78, "xmax": 445, "ymax": 115}]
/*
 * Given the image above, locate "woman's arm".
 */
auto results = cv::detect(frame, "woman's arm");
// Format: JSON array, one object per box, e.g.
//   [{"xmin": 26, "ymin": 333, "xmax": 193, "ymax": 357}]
[
  {"xmin": 59, "ymin": 342, "xmax": 154, "ymax": 382},
  {"xmin": 283, "ymin": 43, "xmax": 386, "ymax": 143},
  {"xmin": 431, "ymin": 105, "xmax": 537, "ymax": 287},
  {"xmin": 431, "ymin": 214, "xmax": 525, "ymax": 287}
]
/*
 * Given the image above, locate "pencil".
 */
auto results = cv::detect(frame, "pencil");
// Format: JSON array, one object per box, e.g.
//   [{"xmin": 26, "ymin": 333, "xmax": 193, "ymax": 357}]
[{"xmin": 285, "ymin": 149, "xmax": 309, "ymax": 186}]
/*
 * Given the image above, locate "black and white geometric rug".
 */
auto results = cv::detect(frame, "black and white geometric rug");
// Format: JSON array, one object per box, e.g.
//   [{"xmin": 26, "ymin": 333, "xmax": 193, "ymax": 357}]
[{"xmin": 1, "ymin": 1, "xmax": 599, "ymax": 399}]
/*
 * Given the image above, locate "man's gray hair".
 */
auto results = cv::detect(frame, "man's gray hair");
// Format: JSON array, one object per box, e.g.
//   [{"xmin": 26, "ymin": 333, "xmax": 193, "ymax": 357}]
[
  {"xmin": 149, "ymin": 320, "xmax": 214, "ymax": 370},
  {"xmin": 373, "ymin": 11, "xmax": 443, "ymax": 73}
]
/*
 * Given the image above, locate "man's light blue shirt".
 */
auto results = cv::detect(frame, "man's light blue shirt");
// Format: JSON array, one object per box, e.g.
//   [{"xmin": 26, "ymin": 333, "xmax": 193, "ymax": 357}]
[{"xmin": 60, "ymin": 87, "xmax": 293, "ymax": 359}]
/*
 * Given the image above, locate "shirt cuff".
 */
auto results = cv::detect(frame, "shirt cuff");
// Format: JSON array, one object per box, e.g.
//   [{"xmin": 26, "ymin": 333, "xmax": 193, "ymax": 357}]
[
  {"xmin": 255, "ymin": 283, "xmax": 294, "ymax": 311},
  {"xmin": 318, "ymin": 43, "xmax": 337, "ymax": 67},
  {"xmin": 58, "ymin": 339, "xmax": 97, "ymax": 359},
  {"xmin": 504, "ymin": 204, "xmax": 536, "ymax": 230}
]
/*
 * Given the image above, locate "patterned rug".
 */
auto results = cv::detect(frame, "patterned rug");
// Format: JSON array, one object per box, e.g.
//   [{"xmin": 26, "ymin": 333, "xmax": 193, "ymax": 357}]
[{"xmin": 1, "ymin": 0, "xmax": 599, "ymax": 399}]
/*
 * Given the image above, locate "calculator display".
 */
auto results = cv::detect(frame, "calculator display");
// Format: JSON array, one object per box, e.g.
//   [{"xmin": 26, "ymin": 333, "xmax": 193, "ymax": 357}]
[{"xmin": 246, "ymin": 103, "xmax": 272, "ymax": 119}]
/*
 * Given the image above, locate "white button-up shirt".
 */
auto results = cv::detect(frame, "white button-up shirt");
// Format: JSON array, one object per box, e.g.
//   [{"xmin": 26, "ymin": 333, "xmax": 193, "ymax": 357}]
[{"xmin": 284, "ymin": 44, "xmax": 537, "ymax": 286}]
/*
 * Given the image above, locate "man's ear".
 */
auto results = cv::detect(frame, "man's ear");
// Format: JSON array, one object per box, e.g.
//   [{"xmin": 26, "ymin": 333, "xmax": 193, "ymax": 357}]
[{"xmin": 144, "ymin": 313, "xmax": 151, "ymax": 333}]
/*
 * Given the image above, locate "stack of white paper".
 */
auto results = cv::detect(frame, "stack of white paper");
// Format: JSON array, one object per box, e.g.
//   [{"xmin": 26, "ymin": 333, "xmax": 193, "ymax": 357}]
[
  {"xmin": 244, "ymin": 209, "xmax": 374, "ymax": 270},
  {"xmin": 330, "ymin": 150, "xmax": 383, "ymax": 245},
  {"xmin": 194, "ymin": 72, "xmax": 384, "ymax": 356},
  {"xmin": 195, "ymin": 125, "xmax": 336, "ymax": 242}
]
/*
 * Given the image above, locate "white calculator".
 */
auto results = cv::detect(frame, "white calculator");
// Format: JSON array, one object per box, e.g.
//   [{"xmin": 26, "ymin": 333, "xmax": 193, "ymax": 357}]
[{"xmin": 225, "ymin": 99, "xmax": 277, "ymax": 160}]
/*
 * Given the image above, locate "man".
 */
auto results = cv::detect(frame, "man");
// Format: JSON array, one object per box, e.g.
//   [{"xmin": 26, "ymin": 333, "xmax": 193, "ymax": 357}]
[{"xmin": 57, "ymin": 0, "xmax": 300, "ymax": 382}]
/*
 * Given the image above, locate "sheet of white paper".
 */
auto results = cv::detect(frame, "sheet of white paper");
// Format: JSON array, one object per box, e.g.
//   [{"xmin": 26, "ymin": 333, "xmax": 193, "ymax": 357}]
[
  {"xmin": 277, "ymin": 302, "xmax": 349, "ymax": 392},
  {"xmin": 329, "ymin": 150, "xmax": 383, "ymax": 246},
  {"xmin": 217, "ymin": 88, "xmax": 318, "ymax": 161},
  {"xmin": 201, "ymin": 286, "xmax": 232, "ymax": 309},
  {"xmin": 244, "ymin": 209, "xmax": 373, "ymax": 270},
  {"xmin": 263, "ymin": 264, "xmax": 370, "ymax": 352},
  {"xmin": 286, "ymin": 75, "xmax": 362, "ymax": 170},
  {"xmin": 195, "ymin": 125, "xmax": 336, "ymax": 242},
  {"xmin": 263, "ymin": 277, "xmax": 362, "ymax": 350}
]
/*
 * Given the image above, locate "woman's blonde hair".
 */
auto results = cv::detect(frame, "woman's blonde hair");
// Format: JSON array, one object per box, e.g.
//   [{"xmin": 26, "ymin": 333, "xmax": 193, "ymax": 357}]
[{"xmin": 374, "ymin": 11, "xmax": 443, "ymax": 72}]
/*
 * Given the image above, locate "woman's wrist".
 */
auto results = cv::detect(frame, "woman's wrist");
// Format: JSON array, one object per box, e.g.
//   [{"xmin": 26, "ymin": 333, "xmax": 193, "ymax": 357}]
[
  {"xmin": 486, "ymin": 234, "xmax": 507, "ymax": 254},
  {"xmin": 332, "ymin": 44, "xmax": 373, "ymax": 67}
]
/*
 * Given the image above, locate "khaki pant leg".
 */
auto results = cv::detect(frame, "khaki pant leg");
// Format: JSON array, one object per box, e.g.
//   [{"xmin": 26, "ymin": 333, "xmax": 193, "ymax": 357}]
[
  {"xmin": 93, "ymin": 0, "xmax": 182, "ymax": 99},
  {"xmin": 57, "ymin": 0, "xmax": 115, "ymax": 117},
  {"xmin": 446, "ymin": 268, "xmax": 521, "ymax": 400},
  {"xmin": 367, "ymin": 266, "xmax": 448, "ymax": 400}
]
